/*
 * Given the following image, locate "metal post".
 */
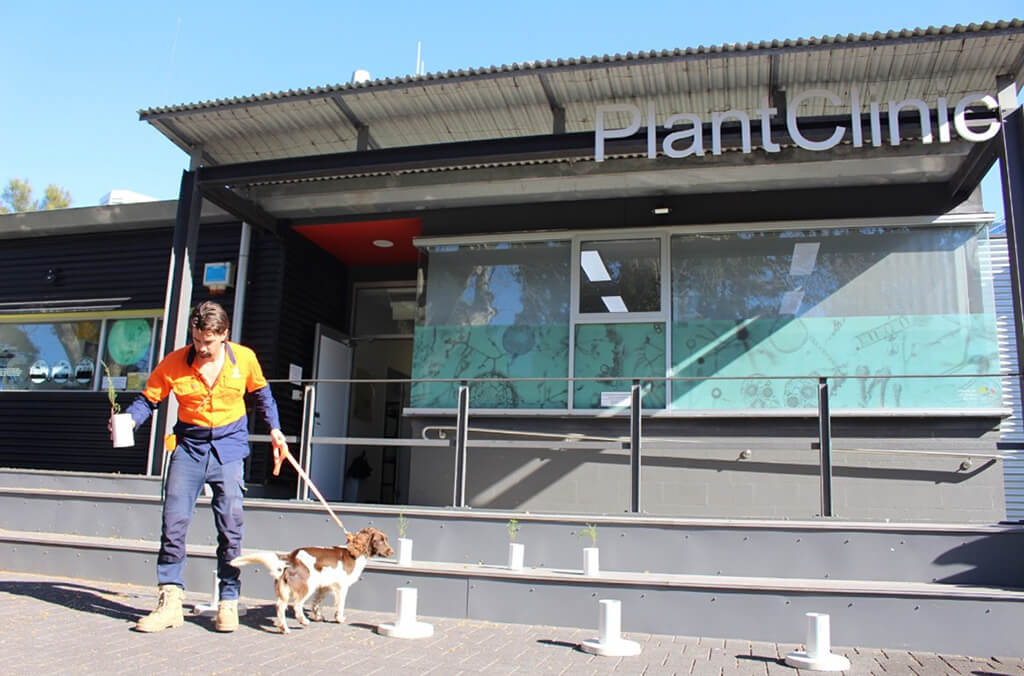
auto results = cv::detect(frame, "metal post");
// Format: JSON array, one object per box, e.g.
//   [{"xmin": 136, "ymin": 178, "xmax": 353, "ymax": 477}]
[
  {"xmin": 153, "ymin": 170, "xmax": 203, "ymax": 476},
  {"xmin": 298, "ymin": 384, "xmax": 316, "ymax": 501},
  {"xmin": 453, "ymin": 382, "xmax": 470, "ymax": 507},
  {"xmin": 630, "ymin": 379, "xmax": 642, "ymax": 513},
  {"xmin": 817, "ymin": 377, "xmax": 834, "ymax": 517},
  {"xmin": 997, "ymin": 77, "xmax": 1024, "ymax": 401}
]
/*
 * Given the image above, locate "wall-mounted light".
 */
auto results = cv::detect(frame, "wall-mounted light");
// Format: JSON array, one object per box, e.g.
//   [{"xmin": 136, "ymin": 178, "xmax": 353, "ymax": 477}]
[
  {"xmin": 373, "ymin": 239, "xmax": 395, "ymax": 248},
  {"xmin": 652, "ymin": 206, "xmax": 671, "ymax": 215},
  {"xmin": 45, "ymin": 268, "xmax": 59, "ymax": 285}
]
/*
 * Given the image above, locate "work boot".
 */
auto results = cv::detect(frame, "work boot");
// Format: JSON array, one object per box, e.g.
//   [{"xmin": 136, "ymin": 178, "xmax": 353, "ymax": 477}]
[
  {"xmin": 136, "ymin": 584, "xmax": 185, "ymax": 632},
  {"xmin": 215, "ymin": 599, "xmax": 239, "ymax": 632}
]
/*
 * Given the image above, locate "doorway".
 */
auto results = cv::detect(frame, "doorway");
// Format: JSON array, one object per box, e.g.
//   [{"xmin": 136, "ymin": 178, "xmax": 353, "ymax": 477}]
[{"xmin": 315, "ymin": 284, "xmax": 414, "ymax": 504}]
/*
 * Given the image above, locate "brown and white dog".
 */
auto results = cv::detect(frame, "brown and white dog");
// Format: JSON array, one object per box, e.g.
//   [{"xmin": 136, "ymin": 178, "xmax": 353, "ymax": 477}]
[{"xmin": 230, "ymin": 527, "xmax": 393, "ymax": 633}]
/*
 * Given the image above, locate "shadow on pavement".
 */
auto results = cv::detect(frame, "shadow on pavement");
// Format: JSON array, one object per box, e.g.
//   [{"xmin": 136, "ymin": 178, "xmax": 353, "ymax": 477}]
[
  {"xmin": 0, "ymin": 579, "xmax": 144, "ymax": 623},
  {"xmin": 736, "ymin": 654, "xmax": 786, "ymax": 666}
]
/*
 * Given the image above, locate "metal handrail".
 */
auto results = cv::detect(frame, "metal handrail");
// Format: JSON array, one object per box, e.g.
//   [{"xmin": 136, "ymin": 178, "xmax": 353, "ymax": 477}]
[{"xmin": 264, "ymin": 371, "xmax": 1018, "ymax": 517}]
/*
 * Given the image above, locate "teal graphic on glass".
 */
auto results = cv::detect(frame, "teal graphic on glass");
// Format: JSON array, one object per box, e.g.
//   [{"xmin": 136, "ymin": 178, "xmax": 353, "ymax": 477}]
[
  {"xmin": 411, "ymin": 324, "xmax": 569, "ymax": 408},
  {"xmin": 671, "ymin": 314, "xmax": 1000, "ymax": 410},
  {"xmin": 574, "ymin": 323, "xmax": 666, "ymax": 409}
]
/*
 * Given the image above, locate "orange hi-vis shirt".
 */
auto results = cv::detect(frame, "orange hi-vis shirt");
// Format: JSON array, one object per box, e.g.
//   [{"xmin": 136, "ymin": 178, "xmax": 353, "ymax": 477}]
[{"xmin": 125, "ymin": 342, "xmax": 281, "ymax": 462}]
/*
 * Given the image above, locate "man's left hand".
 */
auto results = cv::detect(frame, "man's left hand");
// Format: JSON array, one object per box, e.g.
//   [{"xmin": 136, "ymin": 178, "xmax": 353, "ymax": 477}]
[{"xmin": 270, "ymin": 428, "xmax": 289, "ymax": 475}]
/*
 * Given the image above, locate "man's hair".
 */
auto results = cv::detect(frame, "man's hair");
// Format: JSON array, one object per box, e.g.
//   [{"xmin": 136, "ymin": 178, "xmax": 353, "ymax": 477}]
[{"xmin": 189, "ymin": 301, "xmax": 230, "ymax": 334}]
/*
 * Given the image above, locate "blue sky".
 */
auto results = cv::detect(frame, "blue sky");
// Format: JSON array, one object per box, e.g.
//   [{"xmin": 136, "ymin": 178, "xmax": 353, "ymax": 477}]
[{"xmin": 1, "ymin": 1, "xmax": 1020, "ymax": 215}]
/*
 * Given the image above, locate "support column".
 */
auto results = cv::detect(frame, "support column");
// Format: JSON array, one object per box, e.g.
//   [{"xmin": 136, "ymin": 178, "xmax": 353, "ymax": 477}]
[
  {"xmin": 998, "ymin": 77, "xmax": 1024, "ymax": 400},
  {"xmin": 150, "ymin": 169, "xmax": 203, "ymax": 473}
]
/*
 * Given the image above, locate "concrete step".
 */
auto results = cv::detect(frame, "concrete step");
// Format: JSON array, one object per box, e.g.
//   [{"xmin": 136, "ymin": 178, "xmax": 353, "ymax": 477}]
[
  {"xmin": 1, "ymin": 526, "xmax": 1022, "ymax": 656},
  {"xmin": 0, "ymin": 467, "xmax": 163, "ymax": 495},
  {"xmin": 2, "ymin": 482, "xmax": 1023, "ymax": 587}
]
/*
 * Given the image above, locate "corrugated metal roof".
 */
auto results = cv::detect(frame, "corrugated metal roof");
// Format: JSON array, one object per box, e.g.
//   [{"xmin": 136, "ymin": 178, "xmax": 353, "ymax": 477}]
[{"xmin": 139, "ymin": 19, "xmax": 1024, "ymax": 167}]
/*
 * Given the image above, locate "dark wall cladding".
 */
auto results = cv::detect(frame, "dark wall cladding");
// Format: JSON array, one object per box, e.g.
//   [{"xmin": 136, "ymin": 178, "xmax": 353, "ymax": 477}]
[
  {"xmin": 0, "ymin": 221, "xmax": 246, "ymax": 475},
  {"xmin": 0, "ymin": 392, "xmax": 151, "ymax": 473},
  {"xmin": 237, "ymin": 230, "xmax": 349, "ymax": 482},
  {"xmin": 0, "ymin": 227, "xmax": 173, "ymax": 309}
]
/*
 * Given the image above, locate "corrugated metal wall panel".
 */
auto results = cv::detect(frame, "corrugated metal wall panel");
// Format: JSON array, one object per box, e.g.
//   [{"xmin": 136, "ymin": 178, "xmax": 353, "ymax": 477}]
[{"xmin": 984, "ymin": 235, "xmax": 1024, "ymax": 521}]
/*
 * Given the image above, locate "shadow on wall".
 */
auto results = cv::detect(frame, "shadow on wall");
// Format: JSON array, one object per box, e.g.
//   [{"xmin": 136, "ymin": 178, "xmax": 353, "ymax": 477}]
[{"xmin": 932, "ymin": 532, "xmax": 1024, "ymax": 586}]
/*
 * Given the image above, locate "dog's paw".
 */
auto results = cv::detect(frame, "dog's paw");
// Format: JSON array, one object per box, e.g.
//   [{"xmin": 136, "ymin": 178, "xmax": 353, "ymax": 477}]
[
  {"xmin": 297, "ymin": 615, "xmax": 310, "ymax": 626},
  {"xmin": 333, "ymin": 613, "xmax": 345, "ymax": 623},
  {"xmin": 275, "ymin": 621, "xmax": 290, "ymax": 634}
]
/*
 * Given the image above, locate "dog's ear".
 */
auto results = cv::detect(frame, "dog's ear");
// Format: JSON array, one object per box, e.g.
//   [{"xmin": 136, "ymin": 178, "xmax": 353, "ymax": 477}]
[
  {"xmin": 346, "ymin": 531, "xmax": 355, "ymax": 544},
  {"xmin": 347, "ymin": 531, "xmax": 371, "ymax": 557}
]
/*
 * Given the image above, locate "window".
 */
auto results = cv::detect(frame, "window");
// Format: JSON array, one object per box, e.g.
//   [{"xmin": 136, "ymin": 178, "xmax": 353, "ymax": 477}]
[
  {"xmin": 578, "ymin": 239, "xmax": 661, "ymax": 314},
  {"xmin": 411, "ymin": 241, "xmax": 570, "ymax": 408},
  {"xmin": 669, "ymin": 225, "xmax": 999, "ymax": 410},
  {"xmin": 0, "ymin": 313, "xmax": 161, "ymax": 392},
  {"xmin": 573, "ymin": 236, "xmax": 667, "ymax": 409}
]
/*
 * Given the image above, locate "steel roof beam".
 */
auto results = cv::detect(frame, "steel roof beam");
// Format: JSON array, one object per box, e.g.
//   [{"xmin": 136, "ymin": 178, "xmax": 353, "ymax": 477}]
[
  {"xmin": 198, "ymin": 184, "xmax": 279, "ymax": 235},
  {"xmin": 537, "ymin": 73, "xmax": 566, "ymax": 134},
  {"xmin": 330, "ymin": 94, "xmax": 378, "ymax": 150}
]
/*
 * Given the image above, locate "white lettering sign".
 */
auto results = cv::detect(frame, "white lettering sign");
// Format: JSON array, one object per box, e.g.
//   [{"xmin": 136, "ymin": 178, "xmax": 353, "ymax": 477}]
[{"xmin": 593, "ymin": 89, "xmax": 1000, "ymax": 161}]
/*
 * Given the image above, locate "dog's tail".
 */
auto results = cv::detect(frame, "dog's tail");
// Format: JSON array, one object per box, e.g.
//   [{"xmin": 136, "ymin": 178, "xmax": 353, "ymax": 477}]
[{"xmin": 230, "ymin": 551, "xmax": 287, "ymax": 579}]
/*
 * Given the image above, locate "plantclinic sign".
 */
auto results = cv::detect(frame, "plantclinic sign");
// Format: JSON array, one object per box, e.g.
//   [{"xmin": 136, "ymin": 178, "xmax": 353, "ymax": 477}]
[{"xmin": 594, "ymin": 89, "xmax": 1000, "ymax": 161}]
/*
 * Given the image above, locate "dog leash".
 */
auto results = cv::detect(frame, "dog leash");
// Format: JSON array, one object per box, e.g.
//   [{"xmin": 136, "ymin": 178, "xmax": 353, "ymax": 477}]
[{"xmin": 272, "ymin": 445, "xmax": 349, "ymax": 536}]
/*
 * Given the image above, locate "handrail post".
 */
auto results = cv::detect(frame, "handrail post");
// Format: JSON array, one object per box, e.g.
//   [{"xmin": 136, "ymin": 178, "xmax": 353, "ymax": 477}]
[
  {"xmin": 298, "ymin": 383, "xmax": 316, "ymax": 501},
  {"xmin": 453, "ymin": 381, "xmax": 470, "ymax": 507},
  {"xmin": 817, "ymin": 376, "xmax": 834, "ymax": 517},
  {"xmin": 630, "ymin": 379, "xmax": 642, "ymax": 513}
]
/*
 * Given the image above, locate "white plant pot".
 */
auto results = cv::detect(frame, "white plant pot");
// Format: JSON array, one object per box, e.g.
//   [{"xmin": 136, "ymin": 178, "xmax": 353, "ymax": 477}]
[
  {"xmin": 583, "ymin": 546, "xmax": 600, "ymax": 577},
  {"xmin": 111, "ymin": 413, "xmax": 135, "ymax": 448},
  {"xmin": 398, "ymin": 537, "xmax": 413, "ymax": 565},
  {"xmin": 508, "ymin": 542, "xmax": 525, "ymax": 571}
]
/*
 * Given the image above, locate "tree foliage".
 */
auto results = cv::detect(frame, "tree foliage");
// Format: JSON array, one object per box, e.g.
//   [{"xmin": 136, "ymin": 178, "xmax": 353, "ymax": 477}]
[{"xmin": 0, "ymin": 178, "xmax": 72, "ymax": 214}]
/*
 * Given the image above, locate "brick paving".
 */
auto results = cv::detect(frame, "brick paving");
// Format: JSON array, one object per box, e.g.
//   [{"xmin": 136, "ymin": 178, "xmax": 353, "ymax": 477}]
[{"xmin": 1, "ymin": 570, "xmax": 1022, "ymax": 675}]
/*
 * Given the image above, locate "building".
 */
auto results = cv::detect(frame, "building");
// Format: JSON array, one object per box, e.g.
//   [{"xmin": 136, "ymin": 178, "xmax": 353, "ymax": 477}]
[{"xmin": 3, "ymin": 19, "xmax": 1024, "ymax": 522}]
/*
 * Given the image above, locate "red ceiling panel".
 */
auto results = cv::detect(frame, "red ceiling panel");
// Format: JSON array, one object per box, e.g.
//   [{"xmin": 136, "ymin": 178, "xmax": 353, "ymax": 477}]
[{"xmin": 292, "ymin": 218, "xmax": 422, "ymax": 265}]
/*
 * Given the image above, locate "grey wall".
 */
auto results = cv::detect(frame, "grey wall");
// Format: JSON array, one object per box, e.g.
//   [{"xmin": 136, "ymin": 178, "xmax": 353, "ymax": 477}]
[{"xmin": 407, "ymin": 415, "xmax": 1005, "ymax": 522}]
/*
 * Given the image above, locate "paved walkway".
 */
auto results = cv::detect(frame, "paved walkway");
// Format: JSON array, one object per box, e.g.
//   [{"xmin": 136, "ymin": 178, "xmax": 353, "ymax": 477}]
[{"xmin": 1, "ymin": 570, "xmax": 1022, "ymax": 675}]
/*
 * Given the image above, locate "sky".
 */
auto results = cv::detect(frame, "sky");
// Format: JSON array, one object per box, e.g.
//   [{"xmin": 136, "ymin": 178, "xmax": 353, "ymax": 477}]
[{"xmin": 1, "ymin": 0, "xmax": 1021, "ymax": 216}]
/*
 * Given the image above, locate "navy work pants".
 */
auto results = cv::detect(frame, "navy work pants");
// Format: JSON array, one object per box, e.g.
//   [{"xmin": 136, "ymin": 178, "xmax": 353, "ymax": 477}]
[{"xmin": 157, "ymin": 448, "xmax": 245, "ymax": 600}]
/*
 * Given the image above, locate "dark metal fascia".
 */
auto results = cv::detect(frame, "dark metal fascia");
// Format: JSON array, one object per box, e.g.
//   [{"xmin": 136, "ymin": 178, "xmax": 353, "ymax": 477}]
[{"xmin": 197, "ymin": 132, "xmax": 600, "ymax": 186}]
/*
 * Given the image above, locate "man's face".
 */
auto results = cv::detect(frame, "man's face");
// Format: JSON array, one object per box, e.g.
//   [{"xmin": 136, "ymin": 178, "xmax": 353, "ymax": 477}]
[{"xmin": 191, "ymin": 327, "xmax": 228, "ymax": 362}]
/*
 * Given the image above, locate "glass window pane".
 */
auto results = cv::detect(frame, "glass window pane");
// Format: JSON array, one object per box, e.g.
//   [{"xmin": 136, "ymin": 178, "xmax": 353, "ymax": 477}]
[
  {"xmin": 573, "ymin": 323, "xmax": 666, "ymax": 409},
  {"xmin": 103, "ymin": 318, "xmax": 157, "ymax": 391},
  {"xmin": 670, "ymin": 225, "xmax": 999, "ymax": 410},
  {"xmin": 0, "ymin": 321, "xmax": 101, "ymax": 391},
  {"xmin": 411, "ymin": 241, "xmax": 570, "ymax": 408},
  {"xmin": 579, "ymin": 239, "xmax": 661, "ymax": 314},
  {"xmin": 353, "ymin": 287, "xmax": 416, "ymax": 337}
]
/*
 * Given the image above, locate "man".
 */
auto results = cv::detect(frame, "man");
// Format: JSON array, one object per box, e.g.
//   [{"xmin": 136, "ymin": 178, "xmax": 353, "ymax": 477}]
[{"xmin": 117, "ymin": 301, "xmax": 287, "ymax": 633}]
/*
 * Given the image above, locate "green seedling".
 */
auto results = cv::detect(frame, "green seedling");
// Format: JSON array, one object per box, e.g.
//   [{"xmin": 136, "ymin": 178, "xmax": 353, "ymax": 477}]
[
  {"xmin": 397, "ymin": 511, "xmax": 408, "ymax": 538},
  {"xmin": 507, "ymin": 518, "xmax": 520, "ymax": 542},
  {"xmin": 100, "ymin": 360, "xmax": 120, "ymax": 414},
  {"xmin": 578, "ymin": 523, "xmax": 598, "ymax": 547}
]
